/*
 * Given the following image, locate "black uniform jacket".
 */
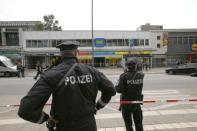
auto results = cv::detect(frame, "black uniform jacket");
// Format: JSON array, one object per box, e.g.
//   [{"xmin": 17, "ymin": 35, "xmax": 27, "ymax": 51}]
[
  {"xmin": 18, "ymin": 57, "xmax": 116, "ymax": 124},
  {"xmin": 115, "ymin": 71, "xmax": 144, "ymax": 101}
]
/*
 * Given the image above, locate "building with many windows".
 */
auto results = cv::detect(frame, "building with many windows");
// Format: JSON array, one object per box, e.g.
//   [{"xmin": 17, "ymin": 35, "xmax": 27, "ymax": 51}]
[
  {"xmin": 166, "ymin": 29, "xmax": 197, "ymax": 66},
  {"xmin": 4, "ymin": 21, "xmax": 193, "ymax": 68},
  {"xmin": 20, "ymin": 30, "xmax": 166, "ymax": 68},
  {"xmin": 0, "ymin": 21, "xmax": 40, "ymax": 63}
]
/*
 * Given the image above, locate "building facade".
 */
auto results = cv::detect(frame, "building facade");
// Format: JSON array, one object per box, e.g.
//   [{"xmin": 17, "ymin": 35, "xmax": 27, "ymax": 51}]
[
  {"xmin": 20, "ymin": 30, "xmax": 166, "ymax": 68},
  {"xmin": 0, "ymin": 21, "xmax": 40, "ymax": 63},
  {"xmin": 166, "ymin": 29, "xmax": 197, "ymax": 66}
]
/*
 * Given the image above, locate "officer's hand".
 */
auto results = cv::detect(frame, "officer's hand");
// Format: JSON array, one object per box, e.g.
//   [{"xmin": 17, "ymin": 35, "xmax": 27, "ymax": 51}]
[
  {"xmin": 48, "ymin": 116, "xmax": 59, "ymax": 124},
  {"xmin": 94, "ymin": 107, "xmax": 97, "ymax": 114},
  {"xmin": 96, "ymin": 102, "xmax": 104, "ymax": 110}
]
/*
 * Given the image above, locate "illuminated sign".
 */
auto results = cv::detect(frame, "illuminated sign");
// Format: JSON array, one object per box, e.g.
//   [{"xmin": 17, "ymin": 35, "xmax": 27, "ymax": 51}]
[
  {"xmin": 192, "ymin": 44, "xmax": 197, "ymax": 51},
  {"xmin": 95, "ymin": 38, "xmax": 106, "ymax": 47}
]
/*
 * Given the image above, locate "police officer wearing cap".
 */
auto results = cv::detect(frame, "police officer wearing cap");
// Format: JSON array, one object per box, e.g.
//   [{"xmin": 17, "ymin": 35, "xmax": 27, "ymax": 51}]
[
  {"xmin": 18, "ymin": 41, "xmax": 116, "ymax": 131},
  {"xmin": 115, "ymin": 58, "xmax": 144, "ymax": 131}
]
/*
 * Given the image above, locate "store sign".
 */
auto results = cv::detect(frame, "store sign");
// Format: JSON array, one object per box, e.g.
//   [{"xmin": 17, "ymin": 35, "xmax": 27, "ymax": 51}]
[
  {"xmin": 192, "ymin": 44, "xmax": 197, "ymax": 51},
  {"xmin": 94, "ymin": 52, "xmax": 114, "ymax": 56},
  {"xmin": 95, "ymin": 38, "xmax": 106, "ymax": 47}
]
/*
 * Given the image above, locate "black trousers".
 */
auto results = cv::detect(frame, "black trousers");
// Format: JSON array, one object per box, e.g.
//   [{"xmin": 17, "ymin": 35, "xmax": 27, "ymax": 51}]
[
  {"xmin": 121, "ymin": 104, "xmax": 144, "ymax": 131},
  {"xmin": 55, "ymin": 115, "xmax": 97, "ymax": 131},
  {"xmin": 34, "ymin": 71, "xmax": 42, "ymax": 79}
]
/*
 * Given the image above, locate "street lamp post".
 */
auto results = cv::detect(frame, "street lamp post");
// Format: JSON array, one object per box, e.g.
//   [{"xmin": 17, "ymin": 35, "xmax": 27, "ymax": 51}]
[{"xmin": 91, "ymin": 0, "xmax": 94, "ymax": 66}]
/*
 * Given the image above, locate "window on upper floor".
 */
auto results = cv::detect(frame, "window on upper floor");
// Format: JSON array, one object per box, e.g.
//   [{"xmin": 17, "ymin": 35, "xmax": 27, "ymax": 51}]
[
  {"xmin": 157, "ymin": 43, "xmax": 161, "ymax": 48},
  {"xmin": 145, "ymin": 39, "xmax": 149, "ymax": 46},
  {"xmin": 26, "ymin": 40, "xmax": 31, "ymax": 48},
  {"xmin": 157, "ymin": 36, "xmax": 161, "ymax": 40},
  {"xmin": 140, "ymin": 39, "xmax": 144, "ymax": 46}
]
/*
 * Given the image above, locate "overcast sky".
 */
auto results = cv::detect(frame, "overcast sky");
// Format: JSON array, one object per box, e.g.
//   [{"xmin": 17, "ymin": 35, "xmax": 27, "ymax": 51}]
[{"xmin": 0, "ymin": 0, "xmax": 197, "ymax": 30}]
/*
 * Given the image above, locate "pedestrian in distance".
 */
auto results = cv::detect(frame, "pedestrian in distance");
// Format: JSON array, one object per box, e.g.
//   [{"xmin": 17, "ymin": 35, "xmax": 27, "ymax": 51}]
[
  {"xmin": 18, "ymin": 40, "xmax": 116, "ymax": 131},
  {"xmin": 17, "ymin": 61, "xmax": 25, "ymax": 77},
  {"xmin": 34, "ymin": 62, "xmax": 43, "ymax": 80},
  {"xmin": 115, "ymin": 58, "xmax": 144, "ymax": 131}
]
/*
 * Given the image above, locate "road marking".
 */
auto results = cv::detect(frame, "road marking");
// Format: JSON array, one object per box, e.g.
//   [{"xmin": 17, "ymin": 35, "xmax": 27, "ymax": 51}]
[
  {"xmin": 95, "ymin": 108, "xmax": 197, "ymax": 119},
  {"xmin": 1, "ymin": 119, "xmax": 197, "ymax": 130},
  {"xmin": 0, "ymin": 108, "xmax": 17, "ymax": 114},
  {"xmin": 143, "ymin": 89, "xmax": 179, "ymax": 95},
  {"xmin": 0, "ymin": 119, "xmax": 27, "ymax": 125},
  {"xmin": 97, "ymin": 122, "xmax": 197, "ymax": 131},
  {"xmin": 148, "ymin": 103, "xmax": 181, "ymax": 110},
  {"xmin": 144, "ymin": 94, "xmax": 190, "ymax": 99}
]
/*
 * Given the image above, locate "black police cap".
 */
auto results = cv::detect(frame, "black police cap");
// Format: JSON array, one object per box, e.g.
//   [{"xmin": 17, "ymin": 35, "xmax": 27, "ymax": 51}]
[{"xmin": 56, "ymin": 41, "xmax": 80, "ymax": 51}]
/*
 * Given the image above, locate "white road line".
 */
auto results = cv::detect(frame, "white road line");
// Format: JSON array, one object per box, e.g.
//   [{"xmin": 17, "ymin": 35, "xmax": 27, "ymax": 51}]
[
  {"xmin": 144, "ymin": 94, "xmax": 190, "ymax": 99},
  {"xmin": 0, "ymin": 119, "xmax": 27, "ymax": 125},
  {"xmin": 148, "ymin": 103, "xmax": 181, "ymax": 110},
  {"xmin": 97, "ymin": 122, "xmax": 197, "ymax": 131},
  {"xmin": 143, "ymin": 89, "xmax": 179, "ymax": 94},
  {"xmin": 1, "ymin": 119, "xmax": 197, "ymax": 130},
  {"xmin": 95, "ymin": 108, "xmax": 197, "ymax": 119},
  {"xmin": 0, "ymin": 108, "xmax": 17, "ymax": 114}
]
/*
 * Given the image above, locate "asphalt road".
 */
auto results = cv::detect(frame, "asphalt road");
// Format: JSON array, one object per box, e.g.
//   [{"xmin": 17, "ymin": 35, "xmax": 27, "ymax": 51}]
[{"xmin": 0, "ymin": 73, "xmax": 197, "ymax": 131}]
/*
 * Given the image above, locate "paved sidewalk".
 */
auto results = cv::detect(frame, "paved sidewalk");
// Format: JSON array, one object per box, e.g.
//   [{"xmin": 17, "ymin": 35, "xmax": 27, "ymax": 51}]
[{"xmin": 25, "ymin": 67, "xmax": 166, "ymax": 77}]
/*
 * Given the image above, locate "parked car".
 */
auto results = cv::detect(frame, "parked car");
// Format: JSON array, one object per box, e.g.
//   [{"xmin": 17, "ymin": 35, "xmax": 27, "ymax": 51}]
[
  {"xmin": 0, "ymin": 56, "xmax": 18, "ymax": 77},
  {"xmin": 191, "ymin": 72, "xmax": 197, "ymax": 77},
  {"xmin": 166, "ymin": 63, "xmax": 197, "ymax": 75}
]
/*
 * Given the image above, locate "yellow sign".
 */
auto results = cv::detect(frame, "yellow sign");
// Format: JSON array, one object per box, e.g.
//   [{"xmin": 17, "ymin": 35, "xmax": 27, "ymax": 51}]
[
  {"xmin": 192, "ymin": 44, "xmax": 197, "ymax": 51},
  {"xmin": 130, "ymin": 51, "xmax": 151, "ymax": 54},
  {"xmin": 115, "ymin": 52, "xmax": 129, "ymax": 55},
  {"xmin": 105, "ymin": 55, "xmax": 122, "ymax": 59},
  {"xmin": 78, "ymin": 55, "xmax": 92, "ymax": 60}
]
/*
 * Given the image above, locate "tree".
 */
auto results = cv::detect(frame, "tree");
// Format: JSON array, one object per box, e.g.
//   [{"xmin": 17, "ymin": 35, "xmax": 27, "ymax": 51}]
[{"xmin": 34, "ymin": 14, "xmax": 62, "ymax": 31}]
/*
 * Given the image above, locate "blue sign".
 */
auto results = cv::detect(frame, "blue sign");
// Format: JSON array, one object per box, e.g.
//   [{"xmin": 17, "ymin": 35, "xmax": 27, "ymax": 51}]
[
  {"xmin": 95, "ymin": 38, "xmax": 106, "ymax": 47},
  {"xmin": 94, "ymin": 52, "xmax": 114, "ymax": 56}
]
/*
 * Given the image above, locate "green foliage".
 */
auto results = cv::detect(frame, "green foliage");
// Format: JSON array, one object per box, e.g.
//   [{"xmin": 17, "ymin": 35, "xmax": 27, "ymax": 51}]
[{"xmin": 33, "ymin": 14, "xmax": 62, "ymax": 31}]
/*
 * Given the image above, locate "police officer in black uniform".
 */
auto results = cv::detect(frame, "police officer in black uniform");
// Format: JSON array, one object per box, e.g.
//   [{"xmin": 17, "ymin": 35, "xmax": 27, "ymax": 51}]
[
  {"xmin": 115, "ymin": 58, "xmax": 144, "ymax": 131},
  {"xmin": 18, "ymin": 41, "xmax": 116, "ymax": 131}
]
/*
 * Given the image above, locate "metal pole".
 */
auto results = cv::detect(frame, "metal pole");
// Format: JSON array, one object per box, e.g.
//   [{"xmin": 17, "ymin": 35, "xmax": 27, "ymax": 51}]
[{"xmin": 91, "ymin": 0, "xmax": 94, "ymax": 66}]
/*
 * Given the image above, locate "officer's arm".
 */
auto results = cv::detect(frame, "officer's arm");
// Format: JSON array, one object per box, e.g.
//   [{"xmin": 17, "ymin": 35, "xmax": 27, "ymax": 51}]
[
  {"xmin": 115, "ymin": 74, "xmax": 125, "ymax": 93},
  {"xmin": 96, "ymin": 71, "xmax": 116, "ymax": 110},
  {"xmin": 18, "ymin": 78, "xmax": 52, "ymax": 124}
]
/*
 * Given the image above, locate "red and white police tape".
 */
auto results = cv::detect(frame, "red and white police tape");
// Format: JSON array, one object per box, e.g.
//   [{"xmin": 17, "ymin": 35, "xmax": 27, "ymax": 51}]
[{"xmin": 0, "ymin": 98, "xmax": 197, "ymax": 108}]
